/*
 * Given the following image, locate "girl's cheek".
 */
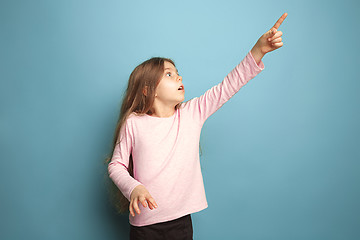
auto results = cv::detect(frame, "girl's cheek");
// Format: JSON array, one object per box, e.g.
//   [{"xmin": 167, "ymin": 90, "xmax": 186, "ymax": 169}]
[{"xmin": 164, "ymin": 81, "xmax": 176, "ymax": 91}]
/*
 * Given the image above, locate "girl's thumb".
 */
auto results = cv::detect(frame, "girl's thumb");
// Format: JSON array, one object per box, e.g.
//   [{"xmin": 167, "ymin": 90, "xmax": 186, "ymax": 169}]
[{"xmin": 268, "ymin": 28, "xmax": 276, "ymax": 36}]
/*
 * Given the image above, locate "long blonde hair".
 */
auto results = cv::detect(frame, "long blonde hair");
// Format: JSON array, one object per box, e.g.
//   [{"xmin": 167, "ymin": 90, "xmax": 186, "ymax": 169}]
[{"xmin": 104, "ymin": 57, "xmax": 185, "ymax": 214}]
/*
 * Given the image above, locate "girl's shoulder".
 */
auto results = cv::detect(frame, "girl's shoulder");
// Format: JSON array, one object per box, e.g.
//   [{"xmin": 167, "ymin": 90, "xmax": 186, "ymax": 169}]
[
  {"xmin": 128, "ymin": 112, "xmax": 147, "ymax": 121},
  {"xmin": 127, "ymin": 112, "xmax": 138, "ymax": 122},
  {"xmin": 129, "ymin": 112, "xmax": 146, "ymax": 117},
  {"xmin": 179, "ymin": 98, "xmax": 198, "ymax": 110}
]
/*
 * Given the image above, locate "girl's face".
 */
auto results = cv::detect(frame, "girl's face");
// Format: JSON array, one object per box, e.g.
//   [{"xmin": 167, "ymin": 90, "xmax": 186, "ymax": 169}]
[{"xmin": 154, "ymin": 61, "xmax": 184, "ymax": 106}]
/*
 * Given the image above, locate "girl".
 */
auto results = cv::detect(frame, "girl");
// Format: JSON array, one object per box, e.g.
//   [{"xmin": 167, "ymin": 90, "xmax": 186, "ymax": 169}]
[{"xmin": 105, "ymin": 13, "xmax": 288, "ymax": 240}]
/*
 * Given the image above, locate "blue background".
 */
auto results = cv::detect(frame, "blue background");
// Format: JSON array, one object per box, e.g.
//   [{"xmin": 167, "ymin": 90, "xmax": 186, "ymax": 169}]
[{"xmin": 1, "ymin": 0, "xmax": 359, "ymax": 239}]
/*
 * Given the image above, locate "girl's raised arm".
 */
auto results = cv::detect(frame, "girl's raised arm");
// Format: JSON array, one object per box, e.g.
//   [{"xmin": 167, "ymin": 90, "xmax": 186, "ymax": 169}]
[
  {"xmin": 182, "ymin": 13, "xmax": 287, "ymax": 125},
  {"xmin": 182, "ymin": 51, "xmax": 264, "ymax": 125}
]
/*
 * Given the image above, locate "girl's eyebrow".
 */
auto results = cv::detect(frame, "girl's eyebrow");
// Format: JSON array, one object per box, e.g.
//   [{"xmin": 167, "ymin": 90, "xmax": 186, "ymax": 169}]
[{"xmin": 164, "ymin": 68, "xmax": 178, "ymax": 72}]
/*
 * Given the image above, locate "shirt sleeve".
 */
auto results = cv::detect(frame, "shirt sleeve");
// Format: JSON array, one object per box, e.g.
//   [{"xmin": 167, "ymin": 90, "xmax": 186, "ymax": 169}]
[
  {"xmin": 183, "ymin": 50, "xmax": 265, "ymax": 125},
  {"xmin": 108, "ymin": 118, "xmax": 142, "ymax": 202}
]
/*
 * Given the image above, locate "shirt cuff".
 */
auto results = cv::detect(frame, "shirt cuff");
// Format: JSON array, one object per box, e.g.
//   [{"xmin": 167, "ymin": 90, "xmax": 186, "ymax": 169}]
[{"xmin": 248, "ymin": 51, "xmax": 265, "ymax": 70}]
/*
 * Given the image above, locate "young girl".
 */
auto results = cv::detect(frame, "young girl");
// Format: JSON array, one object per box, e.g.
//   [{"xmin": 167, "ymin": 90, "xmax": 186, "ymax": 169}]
[{"xmin": 106, "ymin": 13, "xmax": 287, "ymax": 240}]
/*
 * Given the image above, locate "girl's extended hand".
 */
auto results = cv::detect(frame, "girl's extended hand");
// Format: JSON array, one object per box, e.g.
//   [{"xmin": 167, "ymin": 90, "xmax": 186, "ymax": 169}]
[
  {"xmin": 251, "ymin": 13, "xmax": 288, "ymax": 58},
  {"xmin": 129, "ymin": 184, "xmax": 158, "ymax": 217}
]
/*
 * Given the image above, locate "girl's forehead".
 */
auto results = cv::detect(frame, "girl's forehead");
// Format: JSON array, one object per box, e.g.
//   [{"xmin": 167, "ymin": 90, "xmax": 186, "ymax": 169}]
[{"xmin": 164, "ymin": 61, "xmax": 177, "ymax": 72}]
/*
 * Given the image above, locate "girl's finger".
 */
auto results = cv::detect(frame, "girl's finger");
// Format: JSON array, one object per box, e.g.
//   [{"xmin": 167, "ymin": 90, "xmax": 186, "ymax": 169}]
[
  {"xmin": 129, "ymin": 200, "xmax": 135, "ymax": 217},
  {"xmin": 271, "ymin": 37, "xmax": 282, "ymax": 43},
  {"xmin": 139, "ymin": 196, "xmax": 147, "ymax": 208},
  {"xmin": 148, "ymin": 197, "xmax": 158, "ymax": 209},
  {"xmin": 267, "ymin": 28, "xmax": 276, "ymax": 38},
  {"xmin": 272, "ymin": 42, "xmax": 284, "ymax": 48},
  {"xmin": 146, "ymin": 199, "xmax": 154, "ymax": 210},
  {"xmin": 268, "ymin": 31, "xmax": 282, "ymax": 42},
  {"xmin": 148, "ymin": 200, "xmax": 157, "ymax": 210},
  {"xmin": 271, "ymin": 13, "xmax": 287, "ymax": 30},
  {"xmin": 144, "ymin": 196, "xmax": 156, "ymax": 210},
  {"xmin": 133, "ymin": 198, "xmax": 141, "ymax": 215}
]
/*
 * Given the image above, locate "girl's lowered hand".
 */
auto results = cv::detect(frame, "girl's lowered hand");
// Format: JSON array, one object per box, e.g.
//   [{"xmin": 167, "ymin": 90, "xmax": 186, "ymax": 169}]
[
  {"xmin": 129, "ymin": 184, "xmax": 158, "ymax": 217},
  {"xmin": 252, "ymin": 12, "xmax": 288, "ymax": 56}
]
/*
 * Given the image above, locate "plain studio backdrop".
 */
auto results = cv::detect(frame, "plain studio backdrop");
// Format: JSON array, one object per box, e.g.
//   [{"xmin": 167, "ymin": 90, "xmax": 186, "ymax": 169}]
[{"xmin": 1, "ymin": 0, "xmax": 359, "ymax": 239}]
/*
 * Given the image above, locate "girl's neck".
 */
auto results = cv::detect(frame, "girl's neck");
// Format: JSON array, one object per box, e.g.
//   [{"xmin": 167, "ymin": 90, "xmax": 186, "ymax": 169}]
[
  {"xmin": 150, "ymin": 103, "xmax": 176, "ymax": 118},
  {"xmin": 150, "ymin": 109, "xmax": 176, "ymax": 118}
]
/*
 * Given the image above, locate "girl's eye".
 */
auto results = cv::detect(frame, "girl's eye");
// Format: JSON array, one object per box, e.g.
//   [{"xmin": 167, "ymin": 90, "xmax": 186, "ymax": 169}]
[{"xmin": 166, "ymin": 72, "xmax": 179, "ymax": 77}]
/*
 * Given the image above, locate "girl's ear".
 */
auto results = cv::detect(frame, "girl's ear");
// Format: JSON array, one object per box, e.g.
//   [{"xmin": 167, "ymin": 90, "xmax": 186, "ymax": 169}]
[{"xmin": 143, "ymin": 86, "xmax": 148, "ymax": 96}]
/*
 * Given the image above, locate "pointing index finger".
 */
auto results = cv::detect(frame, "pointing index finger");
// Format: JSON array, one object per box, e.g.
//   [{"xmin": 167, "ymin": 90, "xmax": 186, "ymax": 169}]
[{"xmin": 272, "ymin": 12, "xmax": 288, "ymax": 30}]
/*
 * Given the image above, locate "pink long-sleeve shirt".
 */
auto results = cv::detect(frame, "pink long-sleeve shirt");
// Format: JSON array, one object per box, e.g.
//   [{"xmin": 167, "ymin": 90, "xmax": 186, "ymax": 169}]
[{"xmin": 108, "ymin": 51, "xmax": 265, "ymax": 227}]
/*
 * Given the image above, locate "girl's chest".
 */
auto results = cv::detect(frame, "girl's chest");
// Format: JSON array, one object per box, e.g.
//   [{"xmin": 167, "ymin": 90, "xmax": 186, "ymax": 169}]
[{"xmin": 132, "ymin": 118, "xmax": 200, "ymax": 155}]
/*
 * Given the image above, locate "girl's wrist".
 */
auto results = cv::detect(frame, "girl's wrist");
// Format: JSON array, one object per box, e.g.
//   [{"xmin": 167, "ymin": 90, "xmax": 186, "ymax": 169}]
[{"xmin": 250, "ymin": 45, "xmax": 265, "ymax": 65}]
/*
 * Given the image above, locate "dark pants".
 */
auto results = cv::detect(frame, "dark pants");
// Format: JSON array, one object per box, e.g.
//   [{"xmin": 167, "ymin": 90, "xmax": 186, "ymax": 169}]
[{"xmin": 129, "ymin": 214, "xmax": 193, "ymax": 240}]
